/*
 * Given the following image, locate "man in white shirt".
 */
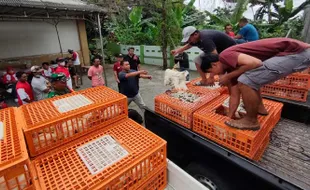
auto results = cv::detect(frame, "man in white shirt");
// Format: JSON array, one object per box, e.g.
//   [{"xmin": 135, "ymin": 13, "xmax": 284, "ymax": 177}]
[
  {"xmin": 68, "ymin": 49, "xmax": 81, "ymax": 75},
  {"xmin": 30, "ymin": 66, "xmax": 51, "ymax": 101}
]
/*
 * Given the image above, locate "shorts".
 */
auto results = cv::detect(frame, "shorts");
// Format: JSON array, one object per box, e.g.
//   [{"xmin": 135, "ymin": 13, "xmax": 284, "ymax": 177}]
[
  {"xmin": 193, "ymin": 52, "xmax": 205, "ymax": 65},
  {"xmin": 74, "ymin": 65, "xmax": 81, "ymax": 75},
  {"xmin": 238, "ymin": 48, "xmax": 310, "ymax": 90}
]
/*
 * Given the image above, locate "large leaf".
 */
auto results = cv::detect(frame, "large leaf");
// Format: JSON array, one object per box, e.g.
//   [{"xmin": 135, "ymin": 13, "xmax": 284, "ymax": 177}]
[
  {"xmin": 205, "ymin": 10, "xmax": 229, "ymax": 25},
  {"xmin": 182, "ymin": 0, "xmax": 195, "ymax": 15},
  {"xmin": 284, "ymin": 0, "xmax": 293, "ymax": 13},
  {"xmin": 231, "ymin": 0, "xmax": 250, "ymax": 24},
  {"xmin": 129, "ymin": 7, "xmax": 143, "ymax": 26}
]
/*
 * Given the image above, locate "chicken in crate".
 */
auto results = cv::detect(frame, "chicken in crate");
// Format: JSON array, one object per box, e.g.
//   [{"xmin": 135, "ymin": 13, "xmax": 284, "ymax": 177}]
[{"xmin": 155, "ymin": 88, "xmax": 219, "ymax": 129}]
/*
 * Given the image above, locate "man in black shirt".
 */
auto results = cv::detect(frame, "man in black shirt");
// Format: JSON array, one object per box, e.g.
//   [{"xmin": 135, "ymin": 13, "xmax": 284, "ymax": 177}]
[
  {"xmin": 124, "ymin": 47, "xmax": 141, "ymax": 71},
  {"xmin": 119, "ymin": 61, "xmax": 152, "ymax": 111},
  {"xmin": 171, "ymin": 26, "xmax": 236, "ymax": 85}
]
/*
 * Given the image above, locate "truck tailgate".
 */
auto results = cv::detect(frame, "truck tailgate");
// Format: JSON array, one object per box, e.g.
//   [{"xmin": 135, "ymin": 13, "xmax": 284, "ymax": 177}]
[{"xmin": 259, "ymin": 119, "xmax": 310, "ymax": 190}]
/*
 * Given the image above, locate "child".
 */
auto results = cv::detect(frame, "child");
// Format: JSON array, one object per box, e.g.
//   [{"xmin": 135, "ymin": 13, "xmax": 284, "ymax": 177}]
[{"xmin": 15, "ymin": 71, "xmax": 34, "ymax": 105}]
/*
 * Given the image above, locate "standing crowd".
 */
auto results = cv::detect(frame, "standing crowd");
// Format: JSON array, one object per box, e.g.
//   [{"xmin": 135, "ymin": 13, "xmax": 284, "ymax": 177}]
[{"xmin": 2, "ymin": 49, "xmax": 105, "ymax": 106}]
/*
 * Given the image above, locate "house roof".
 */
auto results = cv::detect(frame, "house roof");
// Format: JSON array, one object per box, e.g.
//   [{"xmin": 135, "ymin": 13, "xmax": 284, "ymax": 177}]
[{"xmin": 0, "ymin": 0, "xmax": 107, "ymax": 19}]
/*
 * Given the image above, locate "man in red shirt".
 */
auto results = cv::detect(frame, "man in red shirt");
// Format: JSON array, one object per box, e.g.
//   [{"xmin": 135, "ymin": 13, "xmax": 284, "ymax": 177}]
[
  {"xmin": 15, "ymin": 71, "xmax": 34, "ymax": 106},
  {"xmin": 201, "ymin": 38, "xmax": 310, "ymax": 130},
  {"xmin": 113, "ymin": 54, "xmax": 123, "ymax": 91},
  {"xmin": 224, "ymin": 24, "xmax": 235, "ymax": 38}
]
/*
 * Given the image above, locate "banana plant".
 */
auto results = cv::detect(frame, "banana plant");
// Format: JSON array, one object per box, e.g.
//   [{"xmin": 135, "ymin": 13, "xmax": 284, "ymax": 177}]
[{"xmin": 204, "ymin": 0, "xmax": 250, "ymax": 27}]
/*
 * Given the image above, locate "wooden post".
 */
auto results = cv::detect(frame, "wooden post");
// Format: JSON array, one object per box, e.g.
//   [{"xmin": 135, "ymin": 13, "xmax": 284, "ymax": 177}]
[{"xmin": 302, "ymin": 5, "xmax": 310, "ymax": 43}]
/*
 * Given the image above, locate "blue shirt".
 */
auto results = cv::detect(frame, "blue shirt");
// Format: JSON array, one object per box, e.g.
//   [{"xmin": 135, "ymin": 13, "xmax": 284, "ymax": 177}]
[
  {"xmin": 238, "ymin": 24, "xmax": 259, "ymax": 42},
  {"xmin": 119, "ymin": 70, "xmax": 139, "ymax": 98}
]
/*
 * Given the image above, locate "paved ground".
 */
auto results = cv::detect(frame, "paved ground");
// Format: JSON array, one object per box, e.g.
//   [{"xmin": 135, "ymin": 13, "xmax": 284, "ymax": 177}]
[{"xmin": 79, "ymin": 64, "xmax": 200, "ymax": 116}]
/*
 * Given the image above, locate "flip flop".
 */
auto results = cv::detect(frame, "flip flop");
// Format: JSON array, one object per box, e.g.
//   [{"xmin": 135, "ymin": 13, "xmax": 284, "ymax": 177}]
[{"xmin": 224, "ymin": 120, "xmax": 260, "ymax": 131}]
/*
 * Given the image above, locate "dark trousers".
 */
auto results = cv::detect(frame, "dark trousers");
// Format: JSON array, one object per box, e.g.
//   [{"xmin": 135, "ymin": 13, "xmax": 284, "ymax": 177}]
[{"xmin": 117, "ymin": 83, "xmax": 121, "ymax": 92}]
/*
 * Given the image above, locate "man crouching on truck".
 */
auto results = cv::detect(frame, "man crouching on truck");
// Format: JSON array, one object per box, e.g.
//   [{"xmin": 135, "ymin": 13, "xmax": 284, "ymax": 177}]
[{"xmin": 201, "ymin": 38, "xmax": 310, "ymax": 131}]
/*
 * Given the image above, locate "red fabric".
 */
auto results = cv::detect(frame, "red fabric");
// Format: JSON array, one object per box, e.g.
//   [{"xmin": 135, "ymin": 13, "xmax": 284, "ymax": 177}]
[
  {"xmin": 3, "ymin": 73, "xmax": 17, "ymax": 84},
  {"xmin": 227, "ymin": 32, "xmax": 235, "ymax": 37},
  {"xmin": 72, "ymin": 52, "xmax": 78, "ymax": 61},
  {"xmin": 16, "ymin": 81, "xmax": 34, "ymax": 106},
  {"xmin": 219, "ymin": 38, "xmax": 310, "ymax": 69},
  {"xmin": 113, "ymin": 61, "xmax": 122, "ymax": 75},
  {"xmin": 0, "ymin": 102, "xmax": 8, "ymax": 109},
  {"xmin": 54, "ymin": 66, "xmax": 70, "ymax": 78}
]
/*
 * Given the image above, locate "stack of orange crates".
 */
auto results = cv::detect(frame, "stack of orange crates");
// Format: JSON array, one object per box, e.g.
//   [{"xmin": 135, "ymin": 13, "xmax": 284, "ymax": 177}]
[
  {"xmin": 15, "ymin": 86, "xmax": 167, "ymax": 190},
  {"xmin": 20, "ymin": 86, "xmax": 128, "ymax": 157},
  {"xmin": 0, "ymin": 108, "xmax": 34, "ymax": 190},
  {"xmin": 30, "ymin": 119, "xmax": 167, "ymax": 190},
  {"xmin": 193, "ymin": 94, "xmax": 283, "ymax": 161},
  {"xmin": 261, "ymin": 73, "xmax": 310, "ymax": 102},
  {"xmin": 187, "ymin": 76, "xmax": 228, "ymax": 94},
  {"xmin": 155, "ymin": 89, "xmax": 220, "ymax": 129}
]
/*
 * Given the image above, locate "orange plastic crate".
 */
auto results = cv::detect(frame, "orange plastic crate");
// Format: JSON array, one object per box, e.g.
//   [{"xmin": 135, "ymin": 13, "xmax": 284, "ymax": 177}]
[
  {"xmin": 137, "ymin": 164, "xmax": 167, "ymax": 190},
  {"xmin": 261, "ymin": 84, "xmax": 308, "ymax": 102},
  {"xmin": 272, "ymin": 73, "xmax": 310, "ymax": 90},
  {"xmin": 193, "ymin": 94, "xmax": 282, "ymax": 160},
  {"xmin": 155, "ymin": 89, "xmax": 220, "ymax": 129},
  {"xmin": 300, "ymin": 67, "xmax": 310, "ymax": 75},
  {"xmin": 253, "ymin": 134, "xmax": 270, "ymax": 161},
  {"xmin": 0, "ymin": 108, "xmax": 33, "ymax": 190},
  {"xmin": 20, "ymin": 86, "xmax": 128, "ymax": 157},
  {"xmin": 31, "ymin": 118, "xmax": 167, "ymax": 190},
  {"xmin": 187, "ymin": 77, "xmax": 228, "ymax": 94}
]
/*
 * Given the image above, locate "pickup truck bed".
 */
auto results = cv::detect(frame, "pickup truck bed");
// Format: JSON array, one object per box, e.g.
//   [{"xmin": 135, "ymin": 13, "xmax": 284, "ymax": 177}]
[
  {"xmin": 145, "ymin": 109, "xmax": 309, "ymax": 190},
  {"xmin": 259, "ymin": 119, "xmax": 310, "ymax": 190}
]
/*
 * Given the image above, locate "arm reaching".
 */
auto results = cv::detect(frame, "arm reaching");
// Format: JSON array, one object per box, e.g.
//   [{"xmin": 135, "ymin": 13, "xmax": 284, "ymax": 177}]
[
  {"xmin": 125, "ymin": 70, "xmax": 147, "ymax": 78},
  {"xmin": 171, "ymin": 44, "xmax": 192, "ymax": 55},
  {"xmin": 140, "ymin": 74, "xmax": 152, "ymax": 80}
]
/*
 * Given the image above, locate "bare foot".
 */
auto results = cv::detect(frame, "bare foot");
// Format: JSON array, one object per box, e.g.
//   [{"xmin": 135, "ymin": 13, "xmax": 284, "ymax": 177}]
[
  {"xmin": 258, "ymin": 104, "xmax": 268, "ymax": 116},
  {"xmin": 225, "ymin": 118, "xmax": 260, "ymax": 131}
]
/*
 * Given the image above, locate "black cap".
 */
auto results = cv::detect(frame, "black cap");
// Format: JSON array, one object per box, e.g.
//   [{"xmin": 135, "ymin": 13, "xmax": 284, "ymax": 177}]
[
  {"xmin": 115, "ymin": 53, "xmax": 123, "ymax": 58},
  {"xmin": 200, "ymin": 53, "xmax": 219, "ymax": 73}
]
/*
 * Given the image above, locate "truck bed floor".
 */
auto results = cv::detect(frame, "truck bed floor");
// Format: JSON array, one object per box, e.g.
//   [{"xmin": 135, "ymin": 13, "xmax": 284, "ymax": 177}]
[{"xmin": 258, "ymin": 119, "xmax": 310, "ymax": 190}]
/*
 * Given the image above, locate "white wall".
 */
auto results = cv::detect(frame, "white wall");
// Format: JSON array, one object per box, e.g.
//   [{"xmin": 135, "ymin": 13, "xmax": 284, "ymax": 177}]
[{"xmin": 0, "ymin": 20, "xmax": 81, "ymax": 59}]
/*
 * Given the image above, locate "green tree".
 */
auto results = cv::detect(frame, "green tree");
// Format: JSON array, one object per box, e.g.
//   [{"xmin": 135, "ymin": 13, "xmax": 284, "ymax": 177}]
[
  {"xmin": 253, "ymin": 0, "xmax": 310, "ymax": 25},
  {"xmin": 203, "ymin": 0, "xmax": 249, "ymax": 31}
]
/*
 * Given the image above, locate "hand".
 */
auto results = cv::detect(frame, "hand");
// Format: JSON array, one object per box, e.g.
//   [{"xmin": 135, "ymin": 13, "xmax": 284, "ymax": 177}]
[
  {"xmin": 171, "ymin": 49, "xmax": 178, "ymax": 56},
  {"xmin": 206, "ymin": 77, "xmax": 215, "ymax": 86},
  {"xmin": 139, "ymin": 70, "xmax": 148, "ymax": 75},
  {"xmin": 148, "ymin": 75, "xmax": 152, "ymax": 80},
  {"xmin": 116, "ymin": 79, "xmax": 120, "ymax": 83},
  {"xmin": 219, "ymin": 75, "xmax": 230, "ymax": 86},
  {"xmin": 200, "ymin": 78, "xmax": 215, "ymax": 86}
]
